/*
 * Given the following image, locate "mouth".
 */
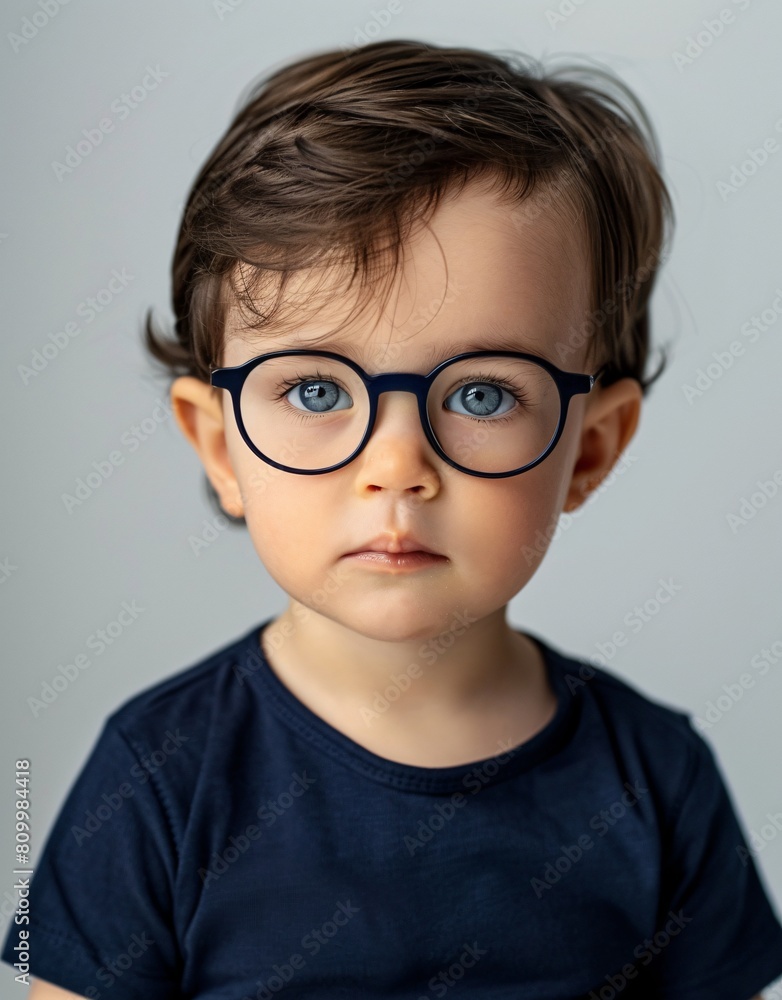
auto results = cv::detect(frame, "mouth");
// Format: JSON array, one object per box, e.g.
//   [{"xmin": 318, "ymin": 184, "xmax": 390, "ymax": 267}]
[
  {"xmin": 341, "ymin": 534, "xmax": 444, "ymax": 558},
  {"xmin": 340, "ymin": 532, "xmax": 448, "ymax": 570},
  {"xmin": 340, "ymin": 550, "xmax": 449, "ymax": 571}
]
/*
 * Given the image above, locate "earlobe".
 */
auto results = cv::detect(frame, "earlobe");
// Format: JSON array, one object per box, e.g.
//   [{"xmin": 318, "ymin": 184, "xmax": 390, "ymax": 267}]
[
  {"xmin": 563, "ymin": 378, "xmax": 642, "ymax": 513},
  {"xmin": 170, "ymin": 376, "xmax": 245, "ymax": 518}
]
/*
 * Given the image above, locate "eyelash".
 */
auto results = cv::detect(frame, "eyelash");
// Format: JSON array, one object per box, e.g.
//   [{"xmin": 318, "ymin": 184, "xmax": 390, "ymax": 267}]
[
  {"xmin": 451, "ymin": 373, "xmax": 527, "ymax": 424},
  {"xmin": 271, "ymin": 370, "xmax": 528, "ymax": 424},
  {"xmin": 271, "ymin": 370, "xmax": 348, "ymax": 402}
]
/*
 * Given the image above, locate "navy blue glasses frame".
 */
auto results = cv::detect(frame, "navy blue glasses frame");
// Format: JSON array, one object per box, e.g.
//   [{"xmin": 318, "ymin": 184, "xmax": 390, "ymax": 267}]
[{"xmin": 210, "ymin": 350, "xmax": 607, "ymax": 479}]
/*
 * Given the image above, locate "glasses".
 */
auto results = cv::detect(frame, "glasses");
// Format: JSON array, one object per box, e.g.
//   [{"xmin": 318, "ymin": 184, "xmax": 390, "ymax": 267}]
[{"xmin": 210, "ymin": 350, "xmax": 606, "ymax": 479}]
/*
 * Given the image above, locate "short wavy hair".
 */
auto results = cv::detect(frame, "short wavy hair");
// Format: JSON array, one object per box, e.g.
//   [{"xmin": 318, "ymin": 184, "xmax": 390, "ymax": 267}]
[{"xmin": 143, "ymin": 39, "xmax": 674, "ymax": 525}]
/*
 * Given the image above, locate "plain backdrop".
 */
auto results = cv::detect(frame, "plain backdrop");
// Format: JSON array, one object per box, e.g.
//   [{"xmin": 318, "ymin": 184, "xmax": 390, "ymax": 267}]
[{"xmin": 2, "ymin": 0, "xmax": 781, "ymax": 991}]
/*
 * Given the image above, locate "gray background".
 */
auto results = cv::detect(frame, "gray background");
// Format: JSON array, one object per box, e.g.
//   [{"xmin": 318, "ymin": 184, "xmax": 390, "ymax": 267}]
[{"xmin": 2, "ymin": 0, "xmax": 781, "ymax": 992}]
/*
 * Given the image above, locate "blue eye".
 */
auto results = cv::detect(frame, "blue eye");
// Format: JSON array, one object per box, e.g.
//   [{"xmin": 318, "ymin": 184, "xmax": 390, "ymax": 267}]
[
  {"xmin": 444, "ymin": 381, "xmax": 519, "ymax": 419},
  {"xmin": 280, "ymin": 377, "xmax": 353, "ymax": 413}
]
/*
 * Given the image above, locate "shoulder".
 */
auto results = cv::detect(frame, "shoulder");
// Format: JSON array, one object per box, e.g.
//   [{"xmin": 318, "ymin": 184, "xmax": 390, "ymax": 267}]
[
  {"xmin": 538, "ymin": 634, "xmax": 716, "ymax": 801},
  {"xmin": 541, "ymin": 634, "xmax": 697, "ymax": 733},
  {"xmin": 103, "ymin": 619, "xmax": 265, "ymax": 758}
]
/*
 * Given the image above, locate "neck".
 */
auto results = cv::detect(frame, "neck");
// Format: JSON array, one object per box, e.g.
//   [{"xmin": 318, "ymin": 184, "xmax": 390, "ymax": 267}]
[{"xmin": 261, "ymin": 601, "xmax": 546, "ymax": 721}]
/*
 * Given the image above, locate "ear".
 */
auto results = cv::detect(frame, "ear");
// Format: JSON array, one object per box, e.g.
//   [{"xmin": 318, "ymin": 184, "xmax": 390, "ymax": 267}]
[
  {"xmin": 563, "ymin": 378, "xmax": 642, "ymax": 513},
  {"xmin": 170, "ymin": 377, "xmax": 245, "ymax": 518}
]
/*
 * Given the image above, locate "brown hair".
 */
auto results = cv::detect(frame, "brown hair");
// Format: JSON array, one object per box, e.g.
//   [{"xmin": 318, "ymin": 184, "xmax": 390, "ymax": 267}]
[{"xmin": 143, "ymin": 39, "xmax": 674, "ymax": 523}]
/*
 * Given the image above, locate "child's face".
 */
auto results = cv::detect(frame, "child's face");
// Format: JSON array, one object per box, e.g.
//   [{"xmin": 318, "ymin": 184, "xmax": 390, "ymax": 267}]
[{"xmin": 176, "ymin": 175, "xmax": 640, "ymax": 643}]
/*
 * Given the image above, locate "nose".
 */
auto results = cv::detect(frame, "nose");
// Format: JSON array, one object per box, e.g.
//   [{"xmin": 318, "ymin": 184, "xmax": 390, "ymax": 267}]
[{"xmin": 352, "ymin": 388, "xmax": 442, "ymax": 494}]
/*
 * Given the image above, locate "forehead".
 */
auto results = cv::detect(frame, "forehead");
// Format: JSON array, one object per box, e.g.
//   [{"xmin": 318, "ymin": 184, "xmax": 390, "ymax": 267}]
[{"xmin": 222, "ymin": 176, "xmax": 592, "ymax": 371}]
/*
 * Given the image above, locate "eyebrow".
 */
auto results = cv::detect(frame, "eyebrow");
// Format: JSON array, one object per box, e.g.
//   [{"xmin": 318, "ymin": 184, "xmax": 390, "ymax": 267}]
[{"xmin": 270, "ymin": 330, "xmax": 553, "ymax": 369}]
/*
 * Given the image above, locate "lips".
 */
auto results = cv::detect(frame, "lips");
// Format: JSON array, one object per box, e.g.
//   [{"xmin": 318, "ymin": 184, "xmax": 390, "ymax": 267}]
[{"xmin": 343, "ymin": 534, "xmax": 443, "ymax": 557}]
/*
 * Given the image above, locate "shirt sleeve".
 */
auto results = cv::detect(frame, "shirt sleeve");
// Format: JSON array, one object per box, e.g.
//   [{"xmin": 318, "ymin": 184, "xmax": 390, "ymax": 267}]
[
  {"xmin": 650, "ymin": 719, "xmax": 782, "ymax": 999},
  {"xmin": 1, "ymin": 719, "xmax": 182, "ymax": 998}
]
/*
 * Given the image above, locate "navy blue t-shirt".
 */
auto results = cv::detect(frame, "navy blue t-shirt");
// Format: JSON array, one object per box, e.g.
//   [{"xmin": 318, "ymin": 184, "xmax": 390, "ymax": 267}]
[{"xmin": 4, "ymin": 617, "xmax": 782, "ymax": 999}]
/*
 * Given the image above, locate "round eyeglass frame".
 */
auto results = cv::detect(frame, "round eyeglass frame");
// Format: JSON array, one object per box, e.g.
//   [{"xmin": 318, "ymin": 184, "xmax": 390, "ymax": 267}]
[{"xmin": 210, "ymin": 349, "xmax": 606, "ymax": 479}]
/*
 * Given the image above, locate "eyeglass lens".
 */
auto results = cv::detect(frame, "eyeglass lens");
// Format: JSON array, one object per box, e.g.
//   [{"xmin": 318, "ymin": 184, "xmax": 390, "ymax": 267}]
[{"xmin": 238, "ymin": 354, "xmax": 561, "ymax": 474}]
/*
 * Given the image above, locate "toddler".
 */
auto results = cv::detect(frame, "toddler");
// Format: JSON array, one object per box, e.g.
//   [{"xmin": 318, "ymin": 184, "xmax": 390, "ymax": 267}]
[{"xmin": 5, "ymin": 38, "xmax": 782, "ymax": 1000}]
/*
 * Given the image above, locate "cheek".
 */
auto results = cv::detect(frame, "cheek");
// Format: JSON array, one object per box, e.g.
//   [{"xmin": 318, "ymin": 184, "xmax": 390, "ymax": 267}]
[
  {"xmin": 244, "ymin": 480, "xmax": 316, "ymax": 559},
  {"xmin": 461, "ymin": 394, "xmax": 583, "ymax": 563},
  {"xmin": 236, "ymin": 468, "xmax": 333, "ymax": 588},
  {"xmin": 226, "ymin": 419, "xmax": 297, "ymax": 519},
  {"xmin": 461, "ymin": 461, "xmax": 568, "ymax": 578}
]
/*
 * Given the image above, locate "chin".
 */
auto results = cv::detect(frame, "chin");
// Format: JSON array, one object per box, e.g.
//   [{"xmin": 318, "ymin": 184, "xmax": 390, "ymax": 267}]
[{"xmin": 333, "ymin": 604, "xmax": 469, "ymax": 645}]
